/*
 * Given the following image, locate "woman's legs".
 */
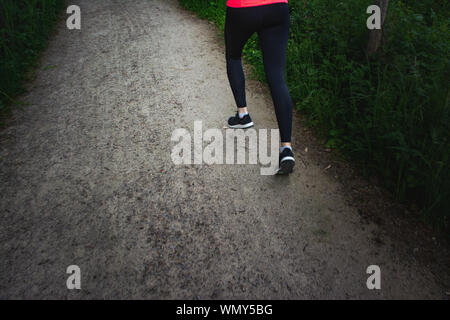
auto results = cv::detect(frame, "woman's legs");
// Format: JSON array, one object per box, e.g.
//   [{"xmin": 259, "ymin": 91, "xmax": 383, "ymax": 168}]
[{"xmin": 225, "ymin": 3, "xmax": 293, "ymax": 150}]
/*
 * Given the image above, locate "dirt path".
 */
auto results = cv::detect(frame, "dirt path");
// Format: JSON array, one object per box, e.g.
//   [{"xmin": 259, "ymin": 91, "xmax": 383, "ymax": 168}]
[{"xmin": 0, "ymin": 0, "xmax": 447, "ymax": 299}]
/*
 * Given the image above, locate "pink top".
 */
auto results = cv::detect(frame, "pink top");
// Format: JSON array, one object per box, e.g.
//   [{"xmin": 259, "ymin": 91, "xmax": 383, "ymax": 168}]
[{"xmin": 227, "ymin": 0, "xmax": 288, "ymax": 8}]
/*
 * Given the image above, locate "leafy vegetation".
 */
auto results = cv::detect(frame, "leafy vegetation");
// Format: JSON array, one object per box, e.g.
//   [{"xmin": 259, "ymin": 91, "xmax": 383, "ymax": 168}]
[
  {"xmin": 179, "ymin": 0, "xmax": 449, "ymax": 230},
  {"xmin": 0, "ymin": 0, "xmax": 66, "ymax": 120}
]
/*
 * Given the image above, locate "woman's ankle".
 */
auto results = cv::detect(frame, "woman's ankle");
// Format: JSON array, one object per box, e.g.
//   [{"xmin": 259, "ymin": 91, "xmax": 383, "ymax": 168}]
[
  {"xmin": 280, "ymin": 144, "xmax": 292, "ymax": 153},
  {"xmin": 237, "ymin": 107, "xmax": 248, "ymax": 114}
]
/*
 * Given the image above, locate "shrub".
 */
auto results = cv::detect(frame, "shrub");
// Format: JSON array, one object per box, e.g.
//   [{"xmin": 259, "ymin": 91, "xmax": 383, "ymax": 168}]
[{"xmin": 0, "ymin": 0, "xmax": 66, "ymax": 116}]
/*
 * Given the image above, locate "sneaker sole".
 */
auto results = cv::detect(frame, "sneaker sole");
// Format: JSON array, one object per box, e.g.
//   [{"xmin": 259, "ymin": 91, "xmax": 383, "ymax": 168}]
[
  {"xmin": 227, "ymin": 122, "xmax": 254, "ymax": 129},
  {"xmin": 276, "ymin": 159, "xmax": 295, "ymax": 175}
]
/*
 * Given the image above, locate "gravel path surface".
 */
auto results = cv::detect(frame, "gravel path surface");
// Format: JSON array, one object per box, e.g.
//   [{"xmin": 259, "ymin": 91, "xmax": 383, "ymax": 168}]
[{"xmin": 0, "ymin": 0, "xmax": 447, "ymax": 299}]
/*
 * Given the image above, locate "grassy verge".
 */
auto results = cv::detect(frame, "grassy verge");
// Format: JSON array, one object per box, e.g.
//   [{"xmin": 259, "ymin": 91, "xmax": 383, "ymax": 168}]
[
  {"xmin": 0, "ymin": 0, "xmax": 66, "ymax": 123},
  {"xmin": 179, "ymin": 0, "xmax": 449, "ymax": 231}
]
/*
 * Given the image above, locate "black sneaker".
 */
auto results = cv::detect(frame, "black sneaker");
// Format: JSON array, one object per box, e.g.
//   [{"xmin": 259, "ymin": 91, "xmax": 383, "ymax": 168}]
[
  {"xmin": 227, "ymin": 112, "xmax": 254, "ymax": 129},
  {"xmin": 276, "ymin": 147, "xmax": 295, "ymax": 175}
]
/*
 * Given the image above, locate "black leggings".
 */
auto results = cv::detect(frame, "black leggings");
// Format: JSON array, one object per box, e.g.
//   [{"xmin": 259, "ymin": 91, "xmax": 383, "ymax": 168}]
[{"xmin": 225, "ymin": 3, "xmax": 292, "ymax": 143}]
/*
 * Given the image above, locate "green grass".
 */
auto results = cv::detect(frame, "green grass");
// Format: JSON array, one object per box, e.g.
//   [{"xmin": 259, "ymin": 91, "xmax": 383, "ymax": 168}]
[
  {"xmin": 0, "ymin": 0, "xmax": 66, "ymax": 122},
  {"xmin": 179, "ymin": 0, "xmax": 450, "ymax": 231}
]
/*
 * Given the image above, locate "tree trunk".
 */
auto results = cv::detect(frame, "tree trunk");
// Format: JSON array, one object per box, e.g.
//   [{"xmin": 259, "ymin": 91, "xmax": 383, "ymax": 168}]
[{"xmin": 367, "ymin": 0, "xmax": 390, "ymax": 56}]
